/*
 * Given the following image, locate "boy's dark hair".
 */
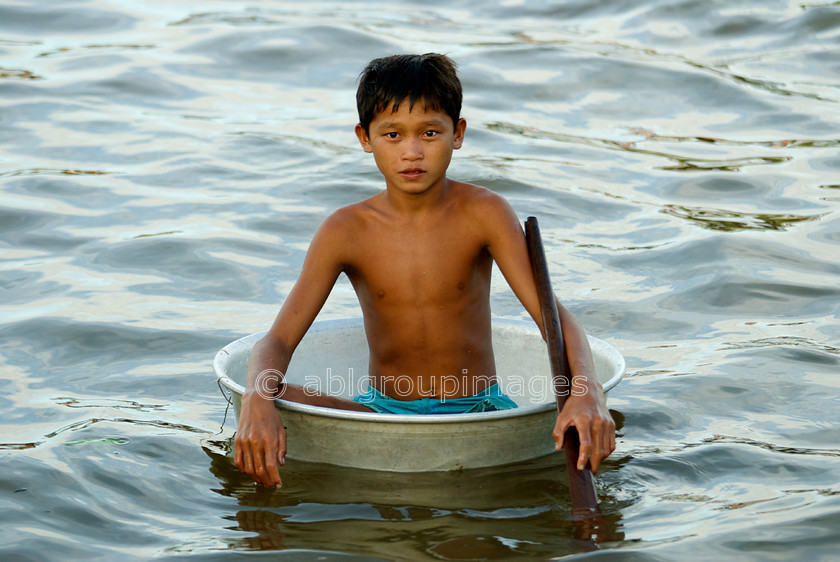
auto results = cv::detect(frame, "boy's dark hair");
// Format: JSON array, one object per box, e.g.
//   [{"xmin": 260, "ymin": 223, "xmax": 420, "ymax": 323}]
[{"xmin": 356, "ymin": 53, "xmax": 462, "ymax": 134}]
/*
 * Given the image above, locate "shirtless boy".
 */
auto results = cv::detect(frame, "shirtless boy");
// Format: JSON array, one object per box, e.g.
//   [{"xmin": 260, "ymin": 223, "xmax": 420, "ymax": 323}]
[{"xmin": 234, "ymin": 53, "xmax": 615, "ymax": 487}]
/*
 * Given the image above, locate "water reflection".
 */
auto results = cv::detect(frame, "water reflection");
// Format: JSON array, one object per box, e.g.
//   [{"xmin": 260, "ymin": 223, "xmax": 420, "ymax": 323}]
[
  {"xmin": 0, "ymin": 67, "xmax": 41, "ymax": 79},
  {"xmin": 660, "ymin": 204, "xmax": 825, "ymax": 232},
  {"xmin": 204, "ymin": 439, "xmax": 627, "ymax": 558},
  {"xmin": 485, "ymin": 121, "xmax": 805, "ymax": 173}
]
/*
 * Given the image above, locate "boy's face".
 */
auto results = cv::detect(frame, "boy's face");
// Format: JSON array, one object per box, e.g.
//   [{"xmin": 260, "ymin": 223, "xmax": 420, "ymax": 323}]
[{"xmin": 355, "ymin": 98, "xmax": 466, "ymax": 198}]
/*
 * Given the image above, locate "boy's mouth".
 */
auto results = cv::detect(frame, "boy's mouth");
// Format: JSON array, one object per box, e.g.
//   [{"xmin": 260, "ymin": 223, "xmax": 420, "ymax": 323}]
[{"xmin": 399, "ymin": 168, "xmax": 426, "ymax": 179}]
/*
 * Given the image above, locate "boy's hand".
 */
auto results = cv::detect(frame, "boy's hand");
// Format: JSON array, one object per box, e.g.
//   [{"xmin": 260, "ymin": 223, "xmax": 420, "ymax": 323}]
[
  {"xmin": 234, "ymin": 391, "xmax": 286, "ymax": 487},
  {"xmin": 552, "ymin": 389, "xmax": 615, "ymax": 474}
]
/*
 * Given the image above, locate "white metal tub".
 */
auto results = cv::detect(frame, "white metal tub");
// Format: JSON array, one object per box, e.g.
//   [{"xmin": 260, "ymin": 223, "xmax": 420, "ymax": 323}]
[{"xmin": 215, "ymin": 317, "xmax": 624, "ymax": 472}]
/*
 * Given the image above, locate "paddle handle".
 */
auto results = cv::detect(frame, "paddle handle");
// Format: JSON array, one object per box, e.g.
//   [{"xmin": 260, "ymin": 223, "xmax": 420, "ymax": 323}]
[{"xmin": 524, "ymin": 216, "xmax": 600, "ymax": 517}]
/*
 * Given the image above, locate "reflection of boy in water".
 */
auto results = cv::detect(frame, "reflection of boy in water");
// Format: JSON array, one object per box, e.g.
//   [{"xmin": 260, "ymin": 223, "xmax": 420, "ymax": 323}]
[{"xmin": 235, "ymin": 53, "xmax": 614, "ymax": 487}]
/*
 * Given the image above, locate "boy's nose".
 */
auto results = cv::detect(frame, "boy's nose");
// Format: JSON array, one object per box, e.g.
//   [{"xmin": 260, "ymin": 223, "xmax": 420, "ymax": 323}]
[{"xmin": 402, "ymin": 137, "xmax": 424, "ymax": 160}]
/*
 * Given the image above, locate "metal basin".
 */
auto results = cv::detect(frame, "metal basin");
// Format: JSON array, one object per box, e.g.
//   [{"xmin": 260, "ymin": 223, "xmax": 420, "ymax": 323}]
[{"xmin": 215, "ymin": 317, "xmax": 625, "ymax": 472}]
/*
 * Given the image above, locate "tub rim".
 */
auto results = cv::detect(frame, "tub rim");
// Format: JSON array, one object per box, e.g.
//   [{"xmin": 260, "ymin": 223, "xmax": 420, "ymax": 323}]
[{"xmin": 214, "ymin": 317, "xmax": 625, "ymax": 425}]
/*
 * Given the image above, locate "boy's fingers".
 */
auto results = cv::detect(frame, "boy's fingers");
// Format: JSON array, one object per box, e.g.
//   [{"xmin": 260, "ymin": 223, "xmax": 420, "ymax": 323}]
[
  {"xmin": 552, "ymin": 416, "xmax": 569, "ymax": 451},
  {"xmin": 234, "ymin": 437, "xmax": 243, "ymax": 468},
  {"xmin": 576, "ymin": 429, "xmax": 592, "ymax": 472},
  {"xmin": 278, "ymin": 430, "xmax": 287, "ymax": 463},
  {"xmin": 589, "ymin": 421, "xmax": 603, "ymax": 473},
  {"xmin": 263, "ymin": 449, "xmax": 282, "ymax": 488},
  {"xmin": 252, "ymin": 447, "xmax": 267, "ymax": 485},
  {"xmin": 590, "ymin": 445, "xmax": 603, "ymax": 473},
  {"xmin": 592, "ymin": 418, "xmax": 616, "ymax": 473},
  {"xmin": 278, "ymin": 431, "xmax": 287, "ymax": 484},
  {"xmin": 247, "ymin": 439, "xmax": 271, "ymax": 487},
  {"xmin": 242, "ymin": 446, "xmax": 255, "ymax": 481}
]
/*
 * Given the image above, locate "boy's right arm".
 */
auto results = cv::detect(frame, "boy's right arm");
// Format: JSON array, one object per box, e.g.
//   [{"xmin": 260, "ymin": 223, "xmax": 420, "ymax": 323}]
[
  {"xmin": 233, "ymin": 334, "xmax": 292, "ymax": 488},
  {"xmin": 233, "ymin": 213, "xmax": 349, "ymax": 487}
]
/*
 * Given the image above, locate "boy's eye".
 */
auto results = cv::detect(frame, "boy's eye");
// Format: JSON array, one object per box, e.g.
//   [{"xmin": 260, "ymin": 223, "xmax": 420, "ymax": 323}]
[
  {"xmin": 385, "ymin": 132, "xmax": 399, "ymax": 139},
  {"xmin": 424, "ymin": 130, "xmax": 439, "ymax": 137}
]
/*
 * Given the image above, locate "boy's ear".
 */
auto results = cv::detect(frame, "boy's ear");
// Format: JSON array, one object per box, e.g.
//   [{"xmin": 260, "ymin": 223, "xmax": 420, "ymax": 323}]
[
  {"xmin": 355, "ymin": 123, "xmax": 373, "ymax": 153},
  {"xmin": 453, "ymin": 118, "xmax": 466, "ymax": 150}
]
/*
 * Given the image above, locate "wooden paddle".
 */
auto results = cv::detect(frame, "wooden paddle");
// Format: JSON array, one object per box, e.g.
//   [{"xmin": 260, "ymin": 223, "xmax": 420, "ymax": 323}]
[{"xmin": 524, "ymin": 216, "xmax": 601, "ymax": 518}]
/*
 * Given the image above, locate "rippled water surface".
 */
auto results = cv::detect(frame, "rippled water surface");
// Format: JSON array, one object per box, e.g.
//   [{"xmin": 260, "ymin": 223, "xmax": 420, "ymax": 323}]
[{"xmin": 2, "ymin": 0, "xmax": 839, "ymax": 560}]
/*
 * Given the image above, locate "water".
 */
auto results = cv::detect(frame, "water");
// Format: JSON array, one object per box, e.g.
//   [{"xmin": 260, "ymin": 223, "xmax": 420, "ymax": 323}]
[{"xmin": 1, "ymin": 0, "xmax": 838, "ymax": 559}]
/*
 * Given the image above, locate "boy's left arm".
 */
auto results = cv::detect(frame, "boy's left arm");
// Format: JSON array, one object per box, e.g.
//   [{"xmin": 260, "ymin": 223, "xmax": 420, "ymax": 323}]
[
  {"xmin": 552, "ymin": 301, "xmax": 616, "ymax": 473},
  {"xmin": 479, "ymin": 192, "xmax": 616, "ymax": 473}
]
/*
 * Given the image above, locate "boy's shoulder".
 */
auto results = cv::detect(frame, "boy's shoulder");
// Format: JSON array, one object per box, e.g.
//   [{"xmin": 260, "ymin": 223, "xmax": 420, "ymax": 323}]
[
  {"xmin": 311, "ymin": 193, "xmax": 386, "ymax": 245},
  {"xmin": 319, "ymin": 181, "xmax": 513, "ymax": 234},
  {"xmin": 322, "ymin": 192, "xmax": 385, "ymax": 225},
  {"xmin": 448, "ymin": 180, "xmax": 518, "ymax": 220},
  {"xmin": 449, "ymin": 180, "xmax": 496, "ymax": 200}
]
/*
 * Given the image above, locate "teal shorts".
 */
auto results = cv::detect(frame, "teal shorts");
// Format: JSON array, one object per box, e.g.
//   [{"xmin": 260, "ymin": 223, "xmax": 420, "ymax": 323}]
[{"xmin": 353, "ymin": 383, "xmax": 518, "ymax": 415}]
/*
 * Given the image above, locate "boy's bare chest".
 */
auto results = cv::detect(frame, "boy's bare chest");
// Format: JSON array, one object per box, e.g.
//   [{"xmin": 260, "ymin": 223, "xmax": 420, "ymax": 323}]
[{"xmin": 344, "ymin": 228, "xmax": 491, "ymax": 303}]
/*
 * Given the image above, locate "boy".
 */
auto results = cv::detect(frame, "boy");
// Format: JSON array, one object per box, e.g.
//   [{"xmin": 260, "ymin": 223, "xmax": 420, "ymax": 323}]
[{"xmin": 234, "ymin": 53, "xmax": 615, "ymax": 487}]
